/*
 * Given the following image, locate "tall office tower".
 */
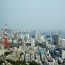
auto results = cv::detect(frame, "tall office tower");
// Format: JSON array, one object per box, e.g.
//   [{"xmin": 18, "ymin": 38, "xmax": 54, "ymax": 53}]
[
  {"xmin": 62, "ymin": 39, "xmax": 65, "ymax": 49},
  {"xmin": 4, "ymin": 24, "xmax": 9, "ymax": 48},
  {"xmin": 35, "ymin": 32, "xmax": 41, "ymax": 42},
  {"xmin": 52, "ymin": 35, "xmax": 59, "ymax": 48}
]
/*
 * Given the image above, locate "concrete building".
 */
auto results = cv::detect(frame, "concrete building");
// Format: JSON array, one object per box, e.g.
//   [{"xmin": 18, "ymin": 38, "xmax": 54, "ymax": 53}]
[
  {"xmin": 62, "ymin": 50, "xmax": 65, "ymax": 59},
  {"xmin": 13, "ymin": 32, "xmax": 17, "ymax": 39},
  {"xmin": 26, "ymin": 34, "xmax": 30, "ymax": 40},
  {"xmin": 62, "ymin": 39, "xmax": 65, "ymax": 48},
  {"xmin": 46, "ymin": 35, "xmax": 52, "ymax": 43},
  {"xmin": 52, "ymin": 35, "xmax": 59, "ymax": 48},
  {"xmin": 35, "ymin": 32, "xmax": 41, "ymax": 42},
  {"xmin": 31, "ymin": 38, "xmax": 35, "ymax": 47}
]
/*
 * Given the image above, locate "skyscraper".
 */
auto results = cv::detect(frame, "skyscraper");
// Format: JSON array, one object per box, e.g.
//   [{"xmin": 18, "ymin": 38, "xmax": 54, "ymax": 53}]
[{"xmin": 52, "ymin": 35, "xmax": 59, "ymax": 48}]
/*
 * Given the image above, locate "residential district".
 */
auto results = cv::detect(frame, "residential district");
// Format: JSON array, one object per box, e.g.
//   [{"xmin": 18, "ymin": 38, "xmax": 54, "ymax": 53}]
[{"xmin": 0, "ymin": 25, "xmax": 65, "ymax": 65}]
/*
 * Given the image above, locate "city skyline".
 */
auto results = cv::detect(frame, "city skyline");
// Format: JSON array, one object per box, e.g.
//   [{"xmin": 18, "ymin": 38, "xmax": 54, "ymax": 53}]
[{"xmin": 0, "ymin": 0, "xmax": 65, "ymax": 31}]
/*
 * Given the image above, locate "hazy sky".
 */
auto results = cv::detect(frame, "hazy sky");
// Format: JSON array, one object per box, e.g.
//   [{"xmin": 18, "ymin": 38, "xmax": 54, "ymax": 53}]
[{"xmin": 0, "ymin": 0, "xmax": 65, "ymax": 31}]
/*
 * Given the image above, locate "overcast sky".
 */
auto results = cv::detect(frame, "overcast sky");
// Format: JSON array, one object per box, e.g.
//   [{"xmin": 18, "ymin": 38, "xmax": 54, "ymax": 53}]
[{"xmin": 0, "ymin": 0, "xmax": 65, "ymax": 31}]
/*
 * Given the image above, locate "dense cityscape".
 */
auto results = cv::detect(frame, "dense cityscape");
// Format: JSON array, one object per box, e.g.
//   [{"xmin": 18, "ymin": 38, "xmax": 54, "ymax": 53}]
[
  {"xmin": 0, "ymin": 25, "xmax": 65, "ymax": 65},
  {"xmin": 0, "ymin": 0, "xmax": 65, "ymax": 65}
]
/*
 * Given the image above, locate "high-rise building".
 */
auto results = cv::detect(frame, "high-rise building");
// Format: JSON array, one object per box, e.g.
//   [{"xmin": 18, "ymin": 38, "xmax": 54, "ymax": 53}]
[
  {"xmin": 62, "ymin": 39, "xmax": 65, "ymax": 49},
  {"xmin": 52, "ymin": 35, "xmax": 59, "ymax": 48},
  {"xmin": 62, "ymin": 50, "xmax": 65, "ymax": 59},
  {"xmin": 31, "ymin": 38, "xmax": 35, "ymax": 47},
  {"xmin": 35, "ymin": 32, "xmax": 41, "ymax": 42}
]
